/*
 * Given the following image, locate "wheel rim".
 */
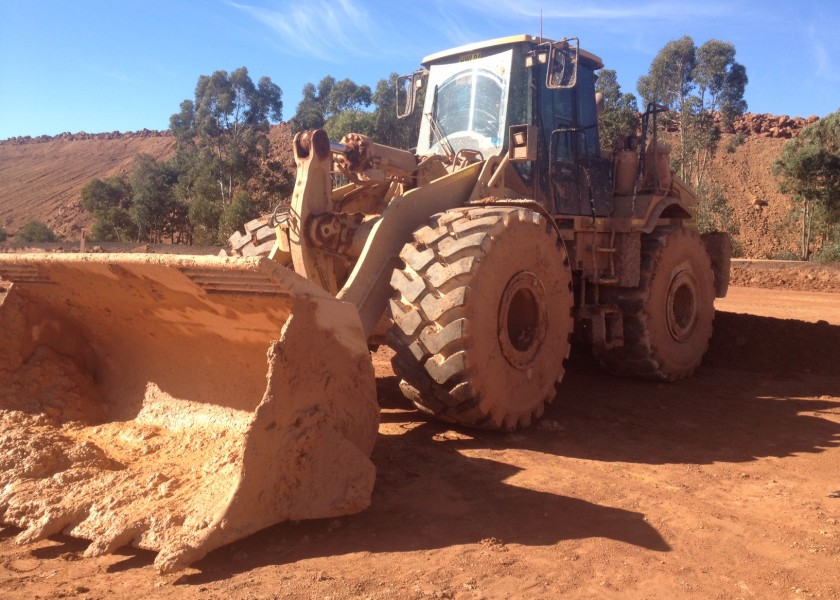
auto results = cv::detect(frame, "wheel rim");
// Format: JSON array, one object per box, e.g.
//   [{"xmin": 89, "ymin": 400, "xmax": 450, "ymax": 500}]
[
  {"xmin": 666, "ymin": 270, "xmax": 699, "ymax": 342},
  {"xmin": 498, "ymin": 271, "xmax": 548, "ymax": 369}
]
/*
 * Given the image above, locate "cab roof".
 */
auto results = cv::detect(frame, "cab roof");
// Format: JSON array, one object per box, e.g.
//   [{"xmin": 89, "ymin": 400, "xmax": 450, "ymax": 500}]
[{"xmin": 421, "ymin": 34, "xmax": 604, "ymax": 69}]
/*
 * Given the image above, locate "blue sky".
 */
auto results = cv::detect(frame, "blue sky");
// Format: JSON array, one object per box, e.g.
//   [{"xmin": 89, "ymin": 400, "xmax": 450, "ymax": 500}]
[{"xmin": 1, "ymin": 0, "xmax": 838, "ymax": 139}]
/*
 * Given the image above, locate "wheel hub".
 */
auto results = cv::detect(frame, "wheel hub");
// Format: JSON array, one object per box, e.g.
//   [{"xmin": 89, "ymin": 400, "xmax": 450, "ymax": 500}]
[
  {"xmin": 498, "ymin": 271, "xmax": 548, "ymax": 369},
  {"xmin": 666, "ymin": 269, "xmax": 699, "ymax": 342}
]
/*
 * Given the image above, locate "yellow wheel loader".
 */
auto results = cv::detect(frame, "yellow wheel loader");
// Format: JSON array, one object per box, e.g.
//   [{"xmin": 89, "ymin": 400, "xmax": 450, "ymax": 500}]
[{"xmin": 0, "ymin": 35, "xmax": 729, "ymax": 572}]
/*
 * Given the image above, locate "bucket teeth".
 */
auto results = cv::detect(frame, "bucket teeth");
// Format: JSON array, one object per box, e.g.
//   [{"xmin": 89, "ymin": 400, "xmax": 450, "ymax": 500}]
[
  {"xmin": 84, "ymin": 525, "xmax": 144, "ymax": 557},
  {"xmin": 16, "ymin": 509, "xmax": 86, "ymax": 545}
]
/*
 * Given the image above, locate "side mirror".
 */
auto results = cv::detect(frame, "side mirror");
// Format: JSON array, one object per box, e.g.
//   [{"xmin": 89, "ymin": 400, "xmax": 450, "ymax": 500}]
[
  {"xmin": 396, "ymin": 69, "xmax": 427, "ymax": 119},
  {"xmin": 546, "ymin": 38, "xmax": 579, "ymax": 89}
]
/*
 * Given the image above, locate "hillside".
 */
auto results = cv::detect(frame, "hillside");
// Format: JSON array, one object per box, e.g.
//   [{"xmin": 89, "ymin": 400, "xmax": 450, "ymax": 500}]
[
  {"xmin": 0, "ymin": 116, "xmax": 810, "ymax": 257},
  {"xmin": 706, "ymin": 133, "xmax": 797, "ymax": 258},
  {"xmin": 0, "ymin": 131, "xmax": 175, "ymax": 239}
]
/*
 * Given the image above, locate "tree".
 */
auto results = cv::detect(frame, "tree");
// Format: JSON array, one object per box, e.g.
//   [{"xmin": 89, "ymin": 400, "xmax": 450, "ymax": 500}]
[
  {"xmin": 637, "ymin": 37, "xmax": 748, "ymax": 187},
  {"xmin": 637, "ymin": 36, "xmax": 696, "ymax": 114},
  {"xmin": 81, "ymin": 175, "xmax": 137, "ymax": 242},
  {"xmin": 130, "ymin": 154, "xmax": 185, "ymax": 243},
  {"xmin": 0, "ymin": 226, "xmax": 7, "ymax": 242},
  {"xmin": 371, "ymin": 73, "xmax": 425, "ymax": 149},
  {"xmin": 17, "ymin": 221, "xmax": 59, "ymax": 243},
  {"xmin": 693, "ymin": 182, "xmax": 741, "ymax": 256},
  {"xmin": 773, "ymin": 111, "xmax": 840, "ymax": 260},
  {"xmin": 289, "ymin": 76, "xmax": 372, "ymax": 135},
  {"xmin": 80, "ymin": 67, "xmax": 287, "ymax": 246},
  {"xmin": 324, "ymin": 109, "xmax": 375, "ymax": 141},
  {"xmin": 595, "ymin": 69, "xmax": 639, "ymax": 148},
  {"xmin": 169, "ymin": 67, "xmax": 283, "ymax": 206},
  {"xmin": 218, "ymin": 191, "xmax": 259, "ymax": 243}
]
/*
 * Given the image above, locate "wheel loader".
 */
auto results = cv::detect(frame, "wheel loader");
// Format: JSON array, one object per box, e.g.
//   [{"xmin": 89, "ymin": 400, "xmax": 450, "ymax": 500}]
[{"xmin": 0, "ymin": 34, "xmax": 729, "ymax": 572}]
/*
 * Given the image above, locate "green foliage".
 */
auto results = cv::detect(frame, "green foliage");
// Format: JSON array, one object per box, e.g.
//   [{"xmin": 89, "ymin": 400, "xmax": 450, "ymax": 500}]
[
  {"xmin": 218, "ymin": 191, "xmax": 259, "ymax": 244},
  {"xmin": 188, "ymin": 195, "xmax": 224, "ymax": 246},
  {"xmin": 79, "ymin": 68, "xmax": 287, "ymax": 247},
  {"xmin": 17, "ymin": 221, "xmax": 59, "ymax": 243},
  {"xmin": 693, "ymin": 40, "xmax": 748, "ymax": 128},
  {"xmin": 289, "ymin": 76, "xmax": 372, "ymax": 135},
  {"xmin": 169, "ymin": 67, "xmax": 283, "ymax": 206},
  {"xmin": 595, "ymin": 69, "xmax": 639, "ymax": 148},
  {"xmin": 773, "ymin": 111, "xmax": 840, "ymax": 260},
  {"xmin": 637, "ymin": 36, "xmax": 748, "ymax": 187},
  {"xmin": 0, "ymin": 226, "xmax": 7, "ymax": 242},
  {"xmin": 371, "ymin": 73, "xmax": 425, "ymax": 149},
  {"xmin": 813, "ymin": 236, "xmax": 840, "ymax": 263},
  {"xmin": 130, "ymin": 154, "xmax": 186, "ymax": 243},
  {"xmin": 324, "ymin": 109, "xmax": 376, "ymax": 141},
  {"xmin": 693, "ymin": 183, "xmax": 742, "ymax": 256},
  {"xmin": 81, "ymin": 176, "xmax": 132, "ymax": 213},
  {"xmin": 291, "ymin": 72, "xmax": 425, "ymax": 150},
  {"xmin": 89, "ymin": 207, "xmax": 138, "ymax": 242},
  {"xmin": 81, "ymin": 176, "xmax": 138, "ymax": 241},
  {"xmin": 637, "ymin": 36, "xmax": 696, "ymax": 111},
  {"xmin": 726, "ymin": 133, "xmax": 746, "ymax": 153}
]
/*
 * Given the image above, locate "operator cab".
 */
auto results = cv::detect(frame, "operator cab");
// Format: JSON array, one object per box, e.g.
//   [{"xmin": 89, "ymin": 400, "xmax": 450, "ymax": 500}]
[{"xmin": 401, "ymin": 34, "xmax": 611, "ymax": 217}]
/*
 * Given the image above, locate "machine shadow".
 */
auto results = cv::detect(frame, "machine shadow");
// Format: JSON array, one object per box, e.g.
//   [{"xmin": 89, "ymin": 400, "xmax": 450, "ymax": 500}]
[
  {"xmin": 377, "ymin": 311, "xmax": 840, "ymax": 466},
  {"xmin": 41, "ymin": 313, "xmax": 840, "ymax": 580},
  {"xmin": 177, "ymin": 420, "xmax": 669, "ymax": 584},
  {"xmin": 523, "ymin": 311, "xmax": 840, "ymax": 465}
]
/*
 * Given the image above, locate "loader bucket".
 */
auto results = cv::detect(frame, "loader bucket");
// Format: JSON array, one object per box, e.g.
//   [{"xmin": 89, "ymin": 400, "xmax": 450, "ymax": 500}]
[{"xmin": 0, "ymin": 253, "xmax": 379, "ymax": 573}]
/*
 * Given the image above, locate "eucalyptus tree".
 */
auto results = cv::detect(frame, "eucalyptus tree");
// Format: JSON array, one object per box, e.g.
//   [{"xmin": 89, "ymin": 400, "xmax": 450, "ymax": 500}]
[{"xmin": 637, "ymin": 36, "xmax": 748, "ymax": 186}]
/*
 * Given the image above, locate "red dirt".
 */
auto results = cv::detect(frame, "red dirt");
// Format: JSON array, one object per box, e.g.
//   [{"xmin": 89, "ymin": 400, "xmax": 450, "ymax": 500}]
[{"xmin": 1, "ymin": 267, "xmax": 838, "ymax": 599}]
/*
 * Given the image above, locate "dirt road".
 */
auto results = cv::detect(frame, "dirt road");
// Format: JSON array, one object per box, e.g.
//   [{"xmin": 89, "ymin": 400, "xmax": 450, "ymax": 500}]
[{"xmin": 1, "ymin": 285, "xmax": 839, "ymax": 599}]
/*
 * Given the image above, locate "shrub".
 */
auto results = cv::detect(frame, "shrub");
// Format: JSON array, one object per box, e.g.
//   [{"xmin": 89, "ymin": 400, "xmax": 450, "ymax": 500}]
[
  {"xmin": 17, "ymin": 221, "xmax": 59, "ymax": 243},
  {"xmin": 813, "ymin": 239, "xmax": 840, "ymax": 264},
  {"xmin": 217, "ymin": 192, "xmax": 259, "ymax": 245},
  {"xmin": 726, "ymin": 133, "xmax": 746, "ymax": 153}
]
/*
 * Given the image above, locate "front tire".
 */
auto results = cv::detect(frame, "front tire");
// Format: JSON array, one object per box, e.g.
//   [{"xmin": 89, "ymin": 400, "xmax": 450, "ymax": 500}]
[{"xmin": 388, "ymin": 206, "xmax": 574, "ymax": 430}]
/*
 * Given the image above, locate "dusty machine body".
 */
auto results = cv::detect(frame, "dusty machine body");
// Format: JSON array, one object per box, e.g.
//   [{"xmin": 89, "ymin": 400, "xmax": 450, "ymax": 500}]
[
  {"xmin": 0, "ymin": 35, "xmax": 728, "ymax": 571},
  {"xmin": 255, "ymin": 34, "xmax": 730, "ymax": 425}
]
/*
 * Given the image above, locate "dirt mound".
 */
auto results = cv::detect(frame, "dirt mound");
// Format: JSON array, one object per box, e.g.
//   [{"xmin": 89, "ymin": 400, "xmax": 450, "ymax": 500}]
[{"xmin": 731, "ymin": 260, "xmax": 840, "ymax": 293}]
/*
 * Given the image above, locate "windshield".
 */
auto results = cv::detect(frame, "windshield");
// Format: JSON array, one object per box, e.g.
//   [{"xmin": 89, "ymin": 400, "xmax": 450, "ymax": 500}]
[{"xmin": 417, "ymin": 49, "xmax": 513, "ymax": 158}]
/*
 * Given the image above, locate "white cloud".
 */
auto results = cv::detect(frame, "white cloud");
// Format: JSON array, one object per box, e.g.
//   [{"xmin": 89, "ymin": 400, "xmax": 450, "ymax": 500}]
[
  {"xmin": 813, "ymin": 43, "xmax": 840, "ymax": 83},
  {"xmin": 810, "ymin": 26, "xmax": 840, "ymax": 84},
  {"xmin": 230, "ymin": 0, "xmax": 377, "ymax": 62},
  {"xmin": 86, "ymin": 65, "xmax": 135, "ymax": 85},
  {"xmin": 456, "ymin": 0, "xmax": 734, "ymax": 21}
]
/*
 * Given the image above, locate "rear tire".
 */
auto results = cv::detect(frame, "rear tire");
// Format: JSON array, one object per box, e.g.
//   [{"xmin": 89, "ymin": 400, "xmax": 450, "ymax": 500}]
[
  {"xmin": 227, "ymin": 217, "xmax": 277, "ymax": 257},
  {"xmin": 388, "ymin": 206, "xmax": 574, "ymax": 430},
  {"xmin": 594, "ymin": 226, "xmax": 715, "ymax": 380}
]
